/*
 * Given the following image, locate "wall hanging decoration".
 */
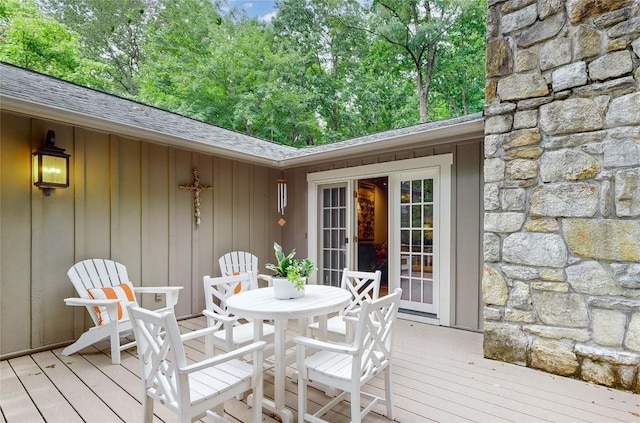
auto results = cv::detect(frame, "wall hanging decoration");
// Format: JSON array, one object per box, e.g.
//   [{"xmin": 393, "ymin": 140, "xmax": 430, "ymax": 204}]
[
  {"xmin": 277, "ymin": 176, "xmax": 287, "ymax": 227},
  {"xmin": 179, "ymin": 168, "xmax": 211, "ymax": 226}
]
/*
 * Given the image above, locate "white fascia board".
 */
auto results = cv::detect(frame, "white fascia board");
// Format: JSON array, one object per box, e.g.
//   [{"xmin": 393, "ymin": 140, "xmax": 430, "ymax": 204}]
[{"xmin": 281, "ymin": 115, "xmax": 484, "ymax": 168}]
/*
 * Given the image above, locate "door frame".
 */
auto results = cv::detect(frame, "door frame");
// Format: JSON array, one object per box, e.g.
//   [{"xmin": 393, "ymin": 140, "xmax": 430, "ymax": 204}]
[{"xmin": 307, "ymin": 154, "xmax": 453, "ymax": 326}]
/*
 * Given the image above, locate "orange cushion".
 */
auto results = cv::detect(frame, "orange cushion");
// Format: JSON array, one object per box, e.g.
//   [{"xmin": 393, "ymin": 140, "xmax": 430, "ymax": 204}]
[
  {"xmin": 233, "ymin": 271, "xmax": 242, "ymax": 294},
  {"xmin": 87, "ymin": 282, "xmax": 137, "ymax": 325}
]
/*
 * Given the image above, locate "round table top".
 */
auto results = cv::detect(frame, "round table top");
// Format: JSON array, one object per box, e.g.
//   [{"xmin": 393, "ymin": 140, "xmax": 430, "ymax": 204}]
[{"xmin": 226, "ymin": 284, "xmax": 352, "ymax": 320}]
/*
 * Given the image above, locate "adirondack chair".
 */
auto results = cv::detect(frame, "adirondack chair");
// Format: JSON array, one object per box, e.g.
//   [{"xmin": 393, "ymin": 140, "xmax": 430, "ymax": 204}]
[
  {"xmin": 62, "ymin": 259, "xmax": 182, "ymax": 365},
  {"xmin": 218, "ymin": 251, "xmax": 272, "ymax": 288},
  {"xmin": 294, "ymin": 288, "xmax": 402, "ymax": 423},
  {"xmin": 202, "ymin": 272, "xmax": 275, "ymax": 358},
  {"xmin": 127, "ymin": 304, "xmax": 266, "ymax": 423},
  {"xmin": 308, "ymin": 268, "xmax": 381, "ymax": 342}
]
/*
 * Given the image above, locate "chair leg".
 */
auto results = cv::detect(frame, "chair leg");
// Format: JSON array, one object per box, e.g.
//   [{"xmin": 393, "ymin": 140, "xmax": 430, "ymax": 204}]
[
  {"xmin": 298, "ymin": 373, "xmax": 307, "ymax": 423},
  {"xmin": 61, "ymin": 326, "xmax": 111, "ymax": 356},
  {"xmin": 142, "ymin": 394, "xmax": 154, "ymax": 423},
  {"xmin": 204, "ymin": 333, "xmax": 213, "ymax": 358},
  {"xmin": 110, "ymin": 331, "xmax": 121, "ymax": 365},
  {"xmin": 350, "ymin": 390, "xmax": 361, "ymax": 423},
  {"xmin": 216, "ymin": 404, "xmax": 225, "ymax": 418},
  {"xmin": 251, "ymin": 385, "xmax": 262, "ymax": 422},
  {"xmin": 385, "ymin": 365, "xmax": 395, "ymax": 421}
]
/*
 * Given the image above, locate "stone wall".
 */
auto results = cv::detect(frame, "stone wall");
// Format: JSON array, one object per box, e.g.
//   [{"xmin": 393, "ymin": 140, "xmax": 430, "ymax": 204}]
[{"xmin": 484, "ymin": 0, "xmax": 640, "ymax": 393}]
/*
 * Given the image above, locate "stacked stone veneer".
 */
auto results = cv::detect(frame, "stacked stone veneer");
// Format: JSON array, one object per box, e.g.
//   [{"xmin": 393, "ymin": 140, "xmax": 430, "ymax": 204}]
[{"xmin": 483, "ymin": 0, "xmax": 640, "ymax": 392}]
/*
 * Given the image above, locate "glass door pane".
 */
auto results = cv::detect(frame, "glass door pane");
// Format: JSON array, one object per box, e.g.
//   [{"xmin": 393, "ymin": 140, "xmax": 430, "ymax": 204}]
[
  {"xmin": 399, "ymin": 175, "xmax": 437, "ymax": 314},
  {"xmin": 320, "ymin": 185, "xmax": 347, "ymax": 286}
]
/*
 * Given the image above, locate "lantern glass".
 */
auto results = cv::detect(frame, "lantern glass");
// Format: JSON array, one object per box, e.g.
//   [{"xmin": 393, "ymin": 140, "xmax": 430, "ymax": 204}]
[
  {"xmin": 41, "ymin": 155, "xmax": 67, "ymax": 185},
  {"xmin": 33, "ymin": 152, "xmax": 69, "ymax": 188},
  {"xmin": 32, "ymin": 154, "xmax": 38, "ymax": 184}
]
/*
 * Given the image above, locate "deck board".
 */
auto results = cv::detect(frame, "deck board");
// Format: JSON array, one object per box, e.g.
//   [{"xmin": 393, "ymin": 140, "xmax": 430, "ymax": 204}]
[
  {"xmin": 30, "ymin": 350, "xmax": 123, "ymax": 422},
  {"xmin": 1, "ymin": 316, "xmax": 638, "ymax": 423},
  {"xmin": 0, "ymin": 360, "xmax": 45, "ymax": 423},
  {"xmin": 8, "ymin": 355, "xmax": 83, "ymax": 423}
]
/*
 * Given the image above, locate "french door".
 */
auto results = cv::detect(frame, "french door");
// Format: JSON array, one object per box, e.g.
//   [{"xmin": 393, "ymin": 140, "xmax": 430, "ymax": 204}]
[
  {"xmin": 308, "ymin": 154, "xmax": 452, "ymax": 325},
  {"xmin": 395, "ymin": 169, "xmax": 440, "ymax": 315}
]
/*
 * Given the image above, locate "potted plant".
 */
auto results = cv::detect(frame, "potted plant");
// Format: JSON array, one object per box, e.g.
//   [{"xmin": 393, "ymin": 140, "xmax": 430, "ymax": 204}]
[{"xmin": 266, "ymin": 242, "xmax": 317, "ymax": 299}]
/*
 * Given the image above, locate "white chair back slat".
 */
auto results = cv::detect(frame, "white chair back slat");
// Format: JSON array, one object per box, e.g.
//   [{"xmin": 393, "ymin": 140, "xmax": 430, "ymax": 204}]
[
  {"xmin": 67, "ymin": 259, "xmax": 135, "ymax": 331},
  {"xmin": 340, "ymin": 268, "xmax": 381, "ymax": 316},
  {"xmin": 219, "ymin": 251, "xmax": 260, "ymax": 289},
  {"xmin": 128, "ymin": 306, "xmax": 186, "ymax": 410},
  {"xmin": 68, "ymin": 259, "xmax": 131, "ymax": 294},
  {"xmin": 204, "ymin": 272, "xmax": 253, "ymax": 319},
  {"xmin": 354, "ymin": 289, "xmax": 400, "ymax": 378}
]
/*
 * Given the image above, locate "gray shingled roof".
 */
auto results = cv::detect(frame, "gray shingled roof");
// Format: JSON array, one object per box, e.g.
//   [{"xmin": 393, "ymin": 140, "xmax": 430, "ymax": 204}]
[{"xmin": 0, "ymin": 63, "xmax": 484, "ymax": 168}]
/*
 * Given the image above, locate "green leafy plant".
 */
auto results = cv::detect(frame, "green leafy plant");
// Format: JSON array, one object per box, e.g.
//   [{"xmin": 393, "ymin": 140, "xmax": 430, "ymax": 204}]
[{"xmin": 266, "ymin": 242, "xmax": 317, "ymax": 291}]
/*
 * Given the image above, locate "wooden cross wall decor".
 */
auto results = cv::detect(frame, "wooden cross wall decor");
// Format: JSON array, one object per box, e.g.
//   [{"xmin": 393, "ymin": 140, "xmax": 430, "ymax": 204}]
[{"xmin": 179, "ymin": 168, "xmax": 211, "ymax": 226}]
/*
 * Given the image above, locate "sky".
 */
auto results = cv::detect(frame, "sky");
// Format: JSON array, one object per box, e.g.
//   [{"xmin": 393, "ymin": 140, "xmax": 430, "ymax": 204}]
[{"xmin": 227, "ymin": 1, "xmax": 277, "ymax": 21}]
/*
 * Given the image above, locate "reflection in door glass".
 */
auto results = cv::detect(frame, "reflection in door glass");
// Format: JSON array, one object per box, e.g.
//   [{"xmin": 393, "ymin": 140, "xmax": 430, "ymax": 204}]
[{"xmin": 401, "ymin": 181, "xmax": 410, "ymax": 203}]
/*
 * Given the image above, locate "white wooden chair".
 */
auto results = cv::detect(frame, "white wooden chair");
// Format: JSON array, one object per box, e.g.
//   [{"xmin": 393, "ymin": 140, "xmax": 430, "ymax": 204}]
[
  {"xmin": 202, "ymin": 272, "xmax": 275, "ymax": 358},
  {"xmin": 218, "ymin": 251, "xmax": 272, "ymax": 288},
  {"xmin": 62, "ymin": 259, "xmax": 182, "ymax": 365},
  {"xmin": 308, "ymin": 268, "xmax": 381, "ymax": 342},
  {"xmin": 294, "ymin": 288, "xmax": 402, "ymax": 423},
  {"xmin": 127, "ymin": 304, "xmax": 265, "ymax": 423}
]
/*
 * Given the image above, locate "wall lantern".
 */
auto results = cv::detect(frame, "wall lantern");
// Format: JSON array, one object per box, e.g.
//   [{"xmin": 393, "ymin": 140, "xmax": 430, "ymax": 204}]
[{"xmin": 32, "ymin": 130, "xmax": 70, "ymax": 196}]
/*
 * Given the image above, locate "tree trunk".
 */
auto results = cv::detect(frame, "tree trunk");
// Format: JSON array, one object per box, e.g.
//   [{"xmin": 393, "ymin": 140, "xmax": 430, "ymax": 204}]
[{"xmin": 416, "ymin": 68, "xmax": 428, "ymax": 123}]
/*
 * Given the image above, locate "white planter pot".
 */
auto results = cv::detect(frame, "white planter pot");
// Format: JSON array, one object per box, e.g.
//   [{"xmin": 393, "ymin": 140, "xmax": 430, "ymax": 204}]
[{"xmin": 272, "ymin": 277, "xmax": 305, "ymax": 299}]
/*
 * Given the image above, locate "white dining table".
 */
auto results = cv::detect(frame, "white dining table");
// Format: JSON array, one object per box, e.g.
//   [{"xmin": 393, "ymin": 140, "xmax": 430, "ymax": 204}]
[{"xmin": 225, "ymin": 284, "xmax": 352, "ymax": 423}]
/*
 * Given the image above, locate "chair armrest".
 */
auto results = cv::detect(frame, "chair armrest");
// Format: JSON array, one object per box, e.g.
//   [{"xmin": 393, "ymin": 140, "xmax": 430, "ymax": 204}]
[
  {"xmin": 65, "ymin": 297, "xmax": 124, "ymax": 323},
  {"xmin": 134, "ymin": 286, "xmax": 182, "ymax": 308},
  {"xmin": 257, "ymin": 274, "xmax": 273, "ymax": 287},
  {"xmin": 179, "ymin": 340, "xmax": 267, "ymax": 374},
  {"xmin": 202, "ymin": 309, "xmax": 236, "ymax": 324},
  {"xmin": 134, "ymin": 286, "xmax": 183, "ymax": 294},
  {"xmin": 344, "ymin": 307, "xmax": 361, "ymax": 317},
  {"xmin": 293, "ymin": 335, "xmax": 357, "ymax": 355},
  {"xmin": 180, "ymin": 326, "xmax": 219, "ymax": 342},
  {"xmin": 64, "ymin": 297, "xmax": 120, "ymax": 307},
  {"xmin": 202, "ymin": 310, "xmax": 238, "ymax": 348}
]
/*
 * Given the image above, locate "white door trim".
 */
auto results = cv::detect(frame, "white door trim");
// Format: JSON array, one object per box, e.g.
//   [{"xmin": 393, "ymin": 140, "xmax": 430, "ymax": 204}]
[{"xmin": 307, "ymin": 154, "xmax": 453, "ymax": 326}]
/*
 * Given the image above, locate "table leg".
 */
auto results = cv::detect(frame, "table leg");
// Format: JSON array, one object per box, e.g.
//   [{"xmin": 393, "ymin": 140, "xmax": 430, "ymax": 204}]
[
  {"xmin": 273, "ymin": 319, "xmax": 288, "ymax": 410},
  {"xmin": 249, "ymin": 318, "xmax": 293, "ymax": 423}
]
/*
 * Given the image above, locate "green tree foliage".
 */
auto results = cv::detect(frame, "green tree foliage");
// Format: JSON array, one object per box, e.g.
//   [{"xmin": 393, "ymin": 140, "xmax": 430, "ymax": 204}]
[
  {"xmin": 0, "ymin": 0, "xmax": 106, "ymax": 86},
  {"xmin": 137, "ymin": 0, "xmax": 323, "ymax": 146},
  {"xmin": 41, "ymin": 0, "xmax": 158, "ymax": 96},
  {"xmin": 429, "ymin": 0, "xmax": 486, "ymax": 119},
  {"xmin": 2, "ymin": 0, "xmax": 486, "ymax": 145},
  {"xmin": 366, "ymin": 0, "xmax": 485, "ymax": 122},
  {"xmin": 272, "ymin": 0, "xmax": 423, "ymax": 143}
]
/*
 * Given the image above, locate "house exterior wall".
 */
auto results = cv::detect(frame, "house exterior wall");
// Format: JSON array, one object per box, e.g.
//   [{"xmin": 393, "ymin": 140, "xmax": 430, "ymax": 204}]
[
  {"xmin": 1, "ymin": 110, "xmax": 484, "ymax": 356},
  {"xmin": 0, "ymin": 111, "xmax": 282, "ymax": 357},
  {"xmin": 287, "ymin": 140, "xmax": 485, "ymax": 331},
  {"xmin": 484, "ymin": 0, "xmax": 640, "ymax": 392}
]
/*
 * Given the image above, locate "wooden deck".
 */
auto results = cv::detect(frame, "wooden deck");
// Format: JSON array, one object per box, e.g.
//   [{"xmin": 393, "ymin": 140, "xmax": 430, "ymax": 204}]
[{"xmin": 1, "ymin": 316, "xmax": 638, "ymax": 422}]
